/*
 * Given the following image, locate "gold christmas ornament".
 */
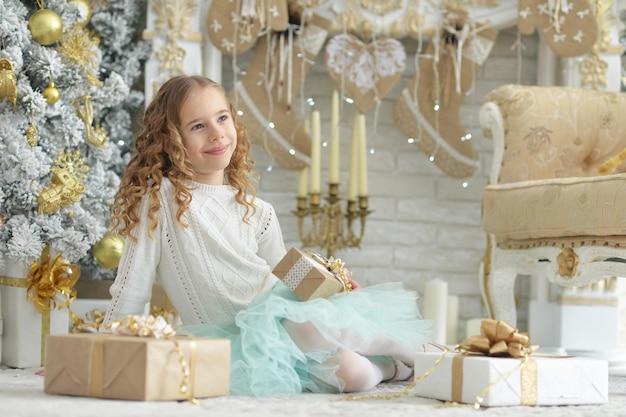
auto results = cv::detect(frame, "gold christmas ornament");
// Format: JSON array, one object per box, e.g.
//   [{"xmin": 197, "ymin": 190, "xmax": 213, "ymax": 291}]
[
  {"xmin": 37, "ymin": 150, "xmax": 89, "ymax": 214},
  {"xmin": 72, "ymin": 95, "xmax": 109, "ymax": 148},
  {"xmin": 26, "ymin": 115, "xmax": 39, "ymax": 148},
  {"xmin": 0, "ymin": 58, "xmax": 17, "ymax": 107},
  {"xmin": 57, "ymin": 26, "xmax": 103, "ymax": 86},
  {"xmin": 28, "ymin": 8, "xmax": 64, "ymax": 46},
  {"xmin": 92, "ymin": 233, "xmax": 125, "ymax": 269},
  {"xmin": 43, "ymin": 77, "xmax": 60, "ymax": 104},
  {"xmin": 69, "ymin": 0, "xmax": 92, "ymax": 27}
]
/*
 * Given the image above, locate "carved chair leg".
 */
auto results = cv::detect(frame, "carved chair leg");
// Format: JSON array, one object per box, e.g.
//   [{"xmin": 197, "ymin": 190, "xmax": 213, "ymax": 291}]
[{"xmin": 486, "ymin": 267, "xmax": 519, "ymax": 326}]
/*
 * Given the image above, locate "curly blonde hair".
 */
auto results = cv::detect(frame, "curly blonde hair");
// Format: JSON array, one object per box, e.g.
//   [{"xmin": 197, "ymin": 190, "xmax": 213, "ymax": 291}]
[{"xmin": 110, "ymin": 75, "xmax": 258, "ymax": 241}]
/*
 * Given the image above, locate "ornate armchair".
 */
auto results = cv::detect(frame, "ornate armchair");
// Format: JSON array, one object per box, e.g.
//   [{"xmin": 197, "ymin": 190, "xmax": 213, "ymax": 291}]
[{"xmin": 479, "ymin": 84, "xmax": 626, "ymax": 326}]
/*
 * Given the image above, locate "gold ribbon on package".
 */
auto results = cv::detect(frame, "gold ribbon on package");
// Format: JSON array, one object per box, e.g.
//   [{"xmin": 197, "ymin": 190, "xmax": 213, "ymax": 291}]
[
  {"xmin": 100, "ymin": 315, "xmax": 200, "ymax": 405},
  {"xmin": 0, "ymin": 247, "xmax": 79, "ymax": 365},
  {"xmin": 309, "ymin": 253, "xmax": 353, "ymax": 292},
  {"xmin": 453, "ymin": 319, "xmax": 539, "ymax": 407}
]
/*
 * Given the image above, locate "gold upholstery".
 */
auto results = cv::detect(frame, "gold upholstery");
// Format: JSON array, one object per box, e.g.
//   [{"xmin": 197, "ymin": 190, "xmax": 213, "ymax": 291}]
[{"xmin": 478, "ymin": 84, "xmax": 626, "ymax": 326}]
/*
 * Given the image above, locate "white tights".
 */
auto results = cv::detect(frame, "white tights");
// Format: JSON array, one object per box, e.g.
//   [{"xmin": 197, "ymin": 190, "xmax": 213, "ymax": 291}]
[{"xmin": 283, "ymin": 320, "xmax": 414, "ymax": 392}]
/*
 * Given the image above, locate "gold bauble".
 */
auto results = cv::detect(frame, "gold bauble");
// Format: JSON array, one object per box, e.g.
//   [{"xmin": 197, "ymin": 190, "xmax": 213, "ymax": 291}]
[
  {"xmin": 43, "ymin": 79, "xmax": 60, "ymax": 104},
  {"xmin": 92, "ymin": 234, "xmax": 125, "ymax": 269},
  {"xmin": 28, "ymin": 9, "xmax": 64, "ymax": 46},
  {"xmin": 69, "ymin": 0, "xmax": 92, "ymax": 27}
]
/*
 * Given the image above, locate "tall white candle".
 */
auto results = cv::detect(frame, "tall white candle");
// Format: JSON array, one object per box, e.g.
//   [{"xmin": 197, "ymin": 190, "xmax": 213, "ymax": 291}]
[
  {"xmin": 310, "ymin": 111, "xmax": 321, "ymax": 194},
  {"xmin": 347, "ymin": 113, "xmax": 359, "ymax": 201},
  {"xmin": 297, "ymin": 167, "xmax": 308, "ymax": 198},
  {"xmin": 329, "ymin": 90, "xmax": 340, "ymax": 184},
  {"xmin": 422, "ymin": 279, "xmax": 448, "ymax": 345},
  {"xmin": 357, "ymin": 113, "xmax": 368, "ymax": 197},
  {"xmin": 465, "ymin": 318, "xmax": 484, "ymax": 339},
  {"xmin": 446, "ymin": 295, "xmax": 459, "ymax": 345}
]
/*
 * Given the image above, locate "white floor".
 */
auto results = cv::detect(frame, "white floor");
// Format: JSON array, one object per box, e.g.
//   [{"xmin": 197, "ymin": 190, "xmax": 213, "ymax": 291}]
[{"xmin": 2, "ymin": 365, "xmax": 626, "ymax": 417}]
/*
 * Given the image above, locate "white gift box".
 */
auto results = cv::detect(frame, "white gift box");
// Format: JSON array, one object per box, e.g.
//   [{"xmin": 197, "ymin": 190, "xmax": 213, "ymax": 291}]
[
  {"xmin": 1, "ymin": 258, "xmax": 69, "ymax": 368},
  {"xmin": 413, "ymin": 352, "xmax": 608, "ymax": 407}
]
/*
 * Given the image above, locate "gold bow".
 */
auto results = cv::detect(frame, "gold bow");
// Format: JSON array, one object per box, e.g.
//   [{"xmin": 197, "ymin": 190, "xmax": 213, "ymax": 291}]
[
  {"xmin": 26, "ymin": 247, "xmax": 80, "ymax": 313},
  {"xmin": 457, "ymin": 319, "xmax": 536, "ymax": 358},
  {"xmin": 309, "ymin": 252, "xmax": 353, "ymax": 292}
]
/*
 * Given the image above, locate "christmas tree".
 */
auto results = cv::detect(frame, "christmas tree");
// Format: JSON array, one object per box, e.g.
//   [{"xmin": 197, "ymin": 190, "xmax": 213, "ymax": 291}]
[{"xmin": 0, "ymin": 0, "xmax": 149, "ymax": 279}]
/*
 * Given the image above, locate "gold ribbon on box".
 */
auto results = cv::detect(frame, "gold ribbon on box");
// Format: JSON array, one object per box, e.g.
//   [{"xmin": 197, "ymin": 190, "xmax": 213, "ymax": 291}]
[
  {"xmin": 309, "ymin": 253, "xmax": 353, "ymax": 292},
  {"xmin": 453, "ymin": 319, "xmax": 539, "ymax": 407},
  {"xmin": 344, "ymin": 319, "xmax": 539, "ymax": 409},
  {"xmin": 0, "ymin": 247, "xmax": 79, "ymax": 365},
  {"xmin": 102, "ymin": 315, "xmax": 199, "ymax": 405}
]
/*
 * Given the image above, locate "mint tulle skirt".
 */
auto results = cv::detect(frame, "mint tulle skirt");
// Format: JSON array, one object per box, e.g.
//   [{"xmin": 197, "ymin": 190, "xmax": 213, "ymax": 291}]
[{"xmin": 183, "ymin": 281, "xmax": 433, "ymax": 397}]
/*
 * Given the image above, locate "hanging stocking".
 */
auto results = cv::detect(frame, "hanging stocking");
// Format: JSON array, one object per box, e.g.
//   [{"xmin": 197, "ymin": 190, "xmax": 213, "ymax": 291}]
[
  {"xmin": 325, "ymin": 33, "xmax": 406, "ymax": 113},
  {"xmin": 206, "ymin": 0, "xmax": 289, "ymax": 55},
  {"xmin": 518, "ymin": 0, "xmax": 598, "ymax": 57},
  {"xmin": 393, "ymin": 11, "xmax": 498, "ymax": 179},
  {"xmin": 230, "ymin": 13, "xmax": 332, "ymax": 170}
]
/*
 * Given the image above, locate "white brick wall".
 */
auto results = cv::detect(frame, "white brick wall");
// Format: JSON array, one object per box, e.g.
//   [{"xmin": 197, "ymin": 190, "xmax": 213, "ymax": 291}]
[{"xmin": 221, "ymin": 27, "xmax": 539, "ymax": 341}]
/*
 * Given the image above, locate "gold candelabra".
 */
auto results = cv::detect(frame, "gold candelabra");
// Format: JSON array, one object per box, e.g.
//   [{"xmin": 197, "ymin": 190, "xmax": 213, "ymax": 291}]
[{"xmin": 294, "ymin": 183, "xmax": 371, "ymax": 258}]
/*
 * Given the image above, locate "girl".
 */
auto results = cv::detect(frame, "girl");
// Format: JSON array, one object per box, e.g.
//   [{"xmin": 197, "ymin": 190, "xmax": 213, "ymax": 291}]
[{"xmin": 103, "ymin": 75, "xmax": 433, "ymax": 396}]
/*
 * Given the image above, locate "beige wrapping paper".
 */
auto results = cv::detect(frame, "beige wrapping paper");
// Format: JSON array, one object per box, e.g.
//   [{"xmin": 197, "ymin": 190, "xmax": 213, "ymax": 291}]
[
  {"xmin": 272, "ymin": 247, "xmax": 345, "ymax": 301},
  {"xmin": 44, "ymin": 333, "xmax": 230, "ymax": 401}
]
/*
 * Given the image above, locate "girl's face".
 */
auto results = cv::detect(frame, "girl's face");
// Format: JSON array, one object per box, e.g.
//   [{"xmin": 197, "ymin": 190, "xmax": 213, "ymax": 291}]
[{"xmin": 178, "ymin": 86, "xmax": 237, "ymax": 185}]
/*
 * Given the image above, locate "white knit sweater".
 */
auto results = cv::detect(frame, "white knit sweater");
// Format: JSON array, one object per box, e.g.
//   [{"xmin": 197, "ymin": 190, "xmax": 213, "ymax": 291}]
[{"xmin": 103, "ymin": 178, "xmax": 287, "ymax": 327}]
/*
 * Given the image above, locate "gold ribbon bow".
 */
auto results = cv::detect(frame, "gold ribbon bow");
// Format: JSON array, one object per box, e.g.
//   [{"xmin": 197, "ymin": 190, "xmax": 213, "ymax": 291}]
[
  {"xmin": 309, "ymin": 252, "xmax": 353, "ymax": 292},
  {"xmin": 26, "ymin": 247, "xmax": 80, "ymax": 313},
  {"xmin": 457, "ymin": 319, "xmax": 535, "ymax": 358}
]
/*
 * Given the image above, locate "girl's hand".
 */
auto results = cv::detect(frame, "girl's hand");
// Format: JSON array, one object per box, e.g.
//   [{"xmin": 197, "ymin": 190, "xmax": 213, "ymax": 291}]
[{"xmin": 349, "ymin": 278, "xmax": 362, "ymax": 291}]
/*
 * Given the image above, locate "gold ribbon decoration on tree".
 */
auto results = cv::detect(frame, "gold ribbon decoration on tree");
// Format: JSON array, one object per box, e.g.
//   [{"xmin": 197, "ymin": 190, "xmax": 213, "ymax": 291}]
[
  {"xmin": 26, "ymin": 246, "xmax": 80, "ymax": 313},
  {"xmin": 457, "ymin": 319, "xmax": 537, "ymax": 358}
]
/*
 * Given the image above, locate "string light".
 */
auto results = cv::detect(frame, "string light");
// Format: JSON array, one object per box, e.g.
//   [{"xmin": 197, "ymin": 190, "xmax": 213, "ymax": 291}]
[
  {"xmin": 267, "ymin": 165, "xmax": 273, "ymax": 172},
  {"xmin": 462, "ymin": 181, "xmax": 469, "ymax": 188},
  {"xmin": 237, "ymin": 109, "xmax": 244, "ymax": 116},
  {"xmin": 407, "ymin": 138, "xmax": 415, "ymax": 144},
  {"xmin": 307, "ymin": 97, "xmax": 315, "ymax": 106},
  {"xmin": 429, "ymin": 155, "xmax": 435, "ymax": 162},
  {"xmin": 288, "ymin": 148, "xmax": 296, "ymax": 155},
  {"xmin": 268, "ymin": 121, "xmax": 275, "ymax": 129}
]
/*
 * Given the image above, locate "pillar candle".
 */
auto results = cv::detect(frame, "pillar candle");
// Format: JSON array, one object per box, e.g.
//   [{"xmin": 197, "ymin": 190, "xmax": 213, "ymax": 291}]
[
  {"xmin": 422, "ymin": 279, "xmax": 448, "ymax": 345},
  {"xmin": 357, "ymin": 113, "xmax": 368, "ymax": 197},
  {"xmin": 310, "ymin": 111, "xmax": 321, "ymax": 194},
  {"xmin": 347, "ymin": 113, "xmax": 359, "ymax": 201},
  {"xmin": 297, "ymin": 167, "xmax": 308, "ymax": 198},
  {"xmin": 328, "ymin": 90, "xmax": 340, "ymax": 184},
  {"xmin": 446, "ymin": 295, "xmax": 459, "ymax": 345},
  {"xmin": 465, "ymin": 318, "xmax": 484, "ymax": 339}
]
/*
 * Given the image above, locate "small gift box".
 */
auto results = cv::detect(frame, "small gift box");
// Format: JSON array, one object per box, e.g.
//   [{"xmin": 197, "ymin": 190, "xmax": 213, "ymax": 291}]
[
  {"xmin": 413, "ymin": 319, "xmax": 609, "ymax": 407},
  {"xmin": 272, "ymin": 247, "xmax": 351, "ymax": 301},
  {"xmin": 44, "ymin": 316, "xmax": 230, "ymax": 401}
]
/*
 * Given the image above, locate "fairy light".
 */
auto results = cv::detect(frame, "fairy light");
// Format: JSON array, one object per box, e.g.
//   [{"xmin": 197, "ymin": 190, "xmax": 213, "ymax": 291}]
[
  {"xmin": 462, "ymin": 181, "xmax": 469, "ymax": 188},
  {"xmin": 307, "ymin": 97, "xmax": 315, "ymax": 106},
  {"xmin": 268, "ymin": 121, "xmax": 275, "ymax": 129},
  {"xmin": 288, "ymin": 148, "xmax": 296, "ymax": 155},
  {"xmin": 407, "ymin": 137, "xmax": 415, "ymax": 144},
  {"xmin": 237, "ymin": 109, "xmax": 244, "ymax": 116},
  {"xmin": 429, "ymin": 155, "xmax": 435, "ymax": 162},
  {"xmin": 345, "ymin": 97, "xmax": 354, "ymax": 104},
  {"xmin": 267, "ymin": 165, "xmax": 273, "ymax": 172}
]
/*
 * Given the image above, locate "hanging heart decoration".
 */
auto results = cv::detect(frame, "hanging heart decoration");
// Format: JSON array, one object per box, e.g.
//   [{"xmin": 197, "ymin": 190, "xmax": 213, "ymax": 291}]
[{"xmin": 325, "ymin": 33, "xmax": 406, "ymax": 113}]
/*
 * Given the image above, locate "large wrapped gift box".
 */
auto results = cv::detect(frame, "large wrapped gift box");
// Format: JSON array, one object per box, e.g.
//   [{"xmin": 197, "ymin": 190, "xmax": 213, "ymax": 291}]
[
  {"xmin": 272, "ymin": 247, "xmax": 346, "ymax": 301},
  {"xmin": 44, "ymin": 333, "xmax": 230, "ymax": 401},
  {"xmin": 413, "ymin": 352, "xmax": 608, "ymax": 407}
]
